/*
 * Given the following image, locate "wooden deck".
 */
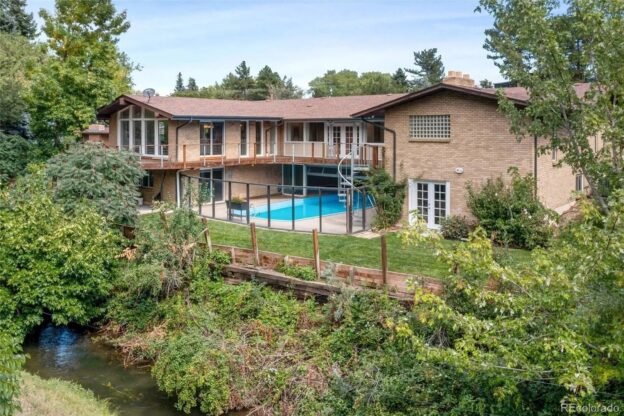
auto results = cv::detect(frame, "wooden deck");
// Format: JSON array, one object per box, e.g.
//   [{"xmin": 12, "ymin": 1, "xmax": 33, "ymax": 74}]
[{"xmin": 140, "ymin": 155, "xmax": 350, "ymax": 170}]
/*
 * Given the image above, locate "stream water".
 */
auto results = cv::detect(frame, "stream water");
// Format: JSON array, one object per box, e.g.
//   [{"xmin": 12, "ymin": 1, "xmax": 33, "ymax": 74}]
[{"xmin": 23, "ymin": 325, "xmax": 205, "ymax": 416}]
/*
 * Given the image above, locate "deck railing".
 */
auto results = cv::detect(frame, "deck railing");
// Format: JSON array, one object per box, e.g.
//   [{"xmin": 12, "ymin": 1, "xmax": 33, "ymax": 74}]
[{"xmin": 116, "ymin": 142, "xmax": 385, "ymax": 169}]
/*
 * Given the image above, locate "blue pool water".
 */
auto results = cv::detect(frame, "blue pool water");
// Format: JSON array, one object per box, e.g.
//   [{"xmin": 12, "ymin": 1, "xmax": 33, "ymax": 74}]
[{"xmin": 252, "ymin": 193, "xmax": 374, "ymax": 221}]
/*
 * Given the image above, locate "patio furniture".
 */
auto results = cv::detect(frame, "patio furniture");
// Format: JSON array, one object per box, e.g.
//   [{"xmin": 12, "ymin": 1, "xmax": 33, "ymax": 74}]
[{"xmin": 226, "ymin": 199, "xmax": 249, "ymax": 221}]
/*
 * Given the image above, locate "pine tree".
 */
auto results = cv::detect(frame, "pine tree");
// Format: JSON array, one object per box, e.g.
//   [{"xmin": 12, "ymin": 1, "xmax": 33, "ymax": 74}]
[
  {"xmin": 391, "ymin": 68, "xmax": 409, "ymax": 92},
  {"xmin": 405, "ymin": 48, "xmax": 445, "ymax": 89},
  {"xmin": 0, "ymin": 0, "xmax": 36, "ymax": 39},
  {"xmin": 174, "ymin": 72, "xmax": 185, "ymax": 93},
  {"xmin": 479, "ymin": 79, "xmax": 493, "ymax": 88},
  {"xmin": 186, "ymin": 77, "xmax": 198, "ymax": 92}
]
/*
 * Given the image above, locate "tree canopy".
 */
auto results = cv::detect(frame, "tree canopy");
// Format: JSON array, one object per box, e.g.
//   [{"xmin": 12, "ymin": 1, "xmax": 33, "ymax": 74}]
[
  {"xmin": 477, "ymin": 0, "xmax": 624, "ymax": 214},
  {"xmin": 0, "ymin": 0, "xmax": 36, "ymax": 39},
  {"xmin": 44, "ymin": 143, "xmax": 145, "ymax": 226},
  {"xmin": 405, "ymin": 47, "xmax": 445, "ymax": 89},
  {"xmin": 308, "ymin": 69, "xmax": 407, "ymax": 97},
  {"xmin": 27, "ymin": 0, "xmax": 137, "ymax": 149}
]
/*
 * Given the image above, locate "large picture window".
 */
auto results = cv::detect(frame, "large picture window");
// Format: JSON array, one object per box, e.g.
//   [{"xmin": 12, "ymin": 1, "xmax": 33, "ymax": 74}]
[
  {"xmin": 200, "ymin": 122, "xmax": 224, "ymax": 156},
  {"xmin": 117, "ymin": 105, "xmax": 167, "ymax": 156}
]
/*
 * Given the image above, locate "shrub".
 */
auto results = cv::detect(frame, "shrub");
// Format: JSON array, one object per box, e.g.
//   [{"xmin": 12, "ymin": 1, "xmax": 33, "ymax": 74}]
[
  {"xmin": 467, "ymin": 168, "xmax": 556, "ymax": 249},
  {"xmin": 363, "ymin": 168, "xmax": 406, "ymax": 230},
  {"xmin": 276, "ymin": 261, "xmax": 317, "ymax": 281},
  {"xmin": 440, "ymin": 215, "xmax": 472, "ymax": 240},
  {"xmin": 0, "ymin": 171, "xmax": 120, "ymax": 338},
  {"xmin": 0, "ymin": 133, "xmax": 33, "ymax": 184},
  {"xmin": 0, "ymin": 334, "xmax": 24, "ymax": 416},
  {"xmin": 45, "ymin": 143, "xmax": 144, "ymax": 226}
]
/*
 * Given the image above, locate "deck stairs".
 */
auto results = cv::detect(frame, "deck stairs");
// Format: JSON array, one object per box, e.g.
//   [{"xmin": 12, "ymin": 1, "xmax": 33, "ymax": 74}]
[{"xmin": 337, "ymin": 145, "xmax": 370, "ymax": 203}]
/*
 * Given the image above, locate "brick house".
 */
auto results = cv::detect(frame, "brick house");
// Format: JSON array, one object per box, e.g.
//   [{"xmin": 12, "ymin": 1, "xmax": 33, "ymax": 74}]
[{"xmin": 94, "ymin": 72, "xmax": 588, "ymax": 230}]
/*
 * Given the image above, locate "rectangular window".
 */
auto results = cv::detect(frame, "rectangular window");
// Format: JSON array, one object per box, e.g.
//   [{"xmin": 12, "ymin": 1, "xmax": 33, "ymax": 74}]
[
  {"xmin": 255, "ymin": 122, "xmax": 262, "ymax": 155},
  {"xmin": 133, "ymin": 120, "xmax": 142, "ymax": 152},
  {"xmin": 120, "ymin": 120, "xmax": 130, "ymax": 149},
  {"xmin": 140, "ymin": 171, "xmax": 154, "ymax": 188},
  {"xmin": 145, "ymin": 121, "xmax": 155, "ymax": 154},
  {"xmin": 132, "ymin": 106, "xmax": 142, "ymax": 119},
  {"xmin": 240, "ymin": 121, "xmax": 248, "ymax": 156},
  {"xmin": 158, "ymin": 121, "xmax": 168, "ymax": 155},
  {"xmin": 575, "ymin": 174, "xmax": 584, "ymax": 192},
  {"xmin": 308, "ymin": 122, "xmax": 325, "ymax": 142},
  {"xmin": 200, "ymin": 122, "xmax": 224, "ymax": 156},
  {"xmin": 409, "ymin": 115, "xmax": 451, "ymax": 139},
  {"xmin": 288, "ymin": 122, "xmax": 304, "ymax": 142}
]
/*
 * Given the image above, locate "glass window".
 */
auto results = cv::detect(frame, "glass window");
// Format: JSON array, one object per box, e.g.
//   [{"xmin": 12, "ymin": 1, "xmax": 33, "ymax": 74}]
[
  {"xmin": 140, "ymin": 171, "xmax": 154, "ymax": 188},
  {"xmin": 133, "ymin": 120, "xmax": 142, "ymax": 152},
  {"xmin": 145, "ymin": 121, "xmax": 155, "ymax": 154},
  {"xmin": 308, "ymin": 122, "xmax": 324, "ymax": 142},
  {"xmin": 255, "ymin": 122, "xmax": 262, "ymax": 155},
  {"xmin": 240, "ymin": 121, "xmax": 248, "ymax": 156},
  {"xmin": 121, "ymin": 120, "xmax": 130, "ymax": 148},
  {"xmin": 144, "ymin": 109, "xmax": 155, "ymax": 118},
  {"xmin": 288, "ymin": 122, "xmax": 304, "ymax": 141},
  {"xmin": 158, "ymin": 121, "xmax": 168, "ymax": 155},
  {"xmin": 120, "ymin": 108, "xmax": 130, "ymax": 120},
  {"xmin": 132, "ymin": 106, "xmax": 142, "ymax": 118},
  {"xmin": 409, "ymin": 115, "xmax": 451, "ymax": 139}
]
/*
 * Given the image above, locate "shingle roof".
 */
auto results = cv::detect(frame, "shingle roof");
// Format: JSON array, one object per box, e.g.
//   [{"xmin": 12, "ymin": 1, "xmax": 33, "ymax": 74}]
[
  {"xmin": 351, "ymin": 82, "xmax": 592, "ymax": 117},
  {"xmin": 97, "ymin": 93, "xmax": 408, "ymax": 121}
]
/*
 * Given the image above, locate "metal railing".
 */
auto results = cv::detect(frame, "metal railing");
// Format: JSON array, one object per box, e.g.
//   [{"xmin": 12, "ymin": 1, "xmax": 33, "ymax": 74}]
[{"xmin": 179, "ymin": 173, "xmax": 376, "ymax": 234}]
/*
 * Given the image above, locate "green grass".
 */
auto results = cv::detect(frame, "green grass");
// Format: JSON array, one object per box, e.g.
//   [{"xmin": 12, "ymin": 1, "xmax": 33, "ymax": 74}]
[
  {"xmin": 141, "ymin": 215, "xmax": 531, "ymax": 280},
  {"xmin": 17, "ymin": 372, "xmax": 117, "ymax": 416}
]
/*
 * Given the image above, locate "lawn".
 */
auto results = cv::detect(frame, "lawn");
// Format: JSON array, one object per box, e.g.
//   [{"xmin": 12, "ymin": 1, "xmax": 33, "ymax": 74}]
[{"xmin": 141, "ymin": 216, "xmax": 531, "ymax": 280}]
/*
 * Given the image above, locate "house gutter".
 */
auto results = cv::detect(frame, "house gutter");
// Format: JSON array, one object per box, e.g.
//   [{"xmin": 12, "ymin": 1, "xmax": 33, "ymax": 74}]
[{"xmin": 359, "ymin": 118, "xmax": 397, "ymax": 180}]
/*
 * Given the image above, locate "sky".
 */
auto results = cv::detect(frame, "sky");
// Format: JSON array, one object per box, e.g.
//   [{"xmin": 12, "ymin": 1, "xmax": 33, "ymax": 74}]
[{"xmin": 25, "ymin": 0, "xmax": 503, "ymax": 96}]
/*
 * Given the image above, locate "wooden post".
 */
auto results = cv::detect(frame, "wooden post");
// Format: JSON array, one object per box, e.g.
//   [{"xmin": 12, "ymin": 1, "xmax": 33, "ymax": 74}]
[
  {"xmin": 183, "ymin": 144, "xmax": 187, "ymax": 169},
  {"xmin": 202, "ymin": 218, "xmax": 212, "ymax": 253},
  {"xmin": 381, "ymin": 234, "xmax": 388, "ymax": 287},
  {"xmin": 250, "ymin": 222, "xmax": 259, "ymax": 267},
  {"xmin": 312, "ymin": 228, "xmax": 320, "ymax": 278},
  {"xmin": 266, "ymin": 185, "xmax": 271, "ymax": 228}
]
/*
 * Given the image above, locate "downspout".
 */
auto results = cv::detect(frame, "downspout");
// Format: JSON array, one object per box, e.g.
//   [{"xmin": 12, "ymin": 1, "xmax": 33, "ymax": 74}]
[
  {"xmin": 533, "ymin": 135, "xmax": 538, "ymax": 198},
  {"xmin": 360, "ymin": 118, "xmax": 397, "ymax": 180},
  {"xmin": 175, "ymin": 118, "xmax": 193, "ymax": 162}
]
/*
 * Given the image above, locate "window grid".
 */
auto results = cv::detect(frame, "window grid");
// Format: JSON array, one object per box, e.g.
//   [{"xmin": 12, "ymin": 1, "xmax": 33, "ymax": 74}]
[{"xmin": 409, "ymin": 115, "xmax": 451, "ymax": 139}]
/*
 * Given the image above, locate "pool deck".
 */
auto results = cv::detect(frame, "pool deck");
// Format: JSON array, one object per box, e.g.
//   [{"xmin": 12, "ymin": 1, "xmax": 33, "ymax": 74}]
[{"xmin": 194, "ymin": 194, "xmax": 376, "ymax": 234}]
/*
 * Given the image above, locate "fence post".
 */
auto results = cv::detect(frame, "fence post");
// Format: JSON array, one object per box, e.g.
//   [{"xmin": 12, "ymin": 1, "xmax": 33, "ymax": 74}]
[
  {"xmin": 362, "ymin": 188, "xmax": 367, "ymax": 231},
  {"xmin": 318, "ymin": 188, "xmax": 323, "ymax": 233},
  {"xmin": 202, "ymin": 218, "xmax": 212, "ymax": 253},
  {"xmin": 246, "ymin": 183, "xmax": 250, "ymax": 224},
  {"xmin": 381, "ymin": 233, "xmax": 388, "ymax": 288},
  {"xmin": 211, "ymin": 178, "xmax": 216, "ymax": 218},
  {"xmin": 312, "ymin": 228, "xmax": 320, "ymax": 278},
  {"xmin": 291, "ymin": 191, "xmax": 295, "ymax": 231},
  {"xmin": 267, "ymin": 185, "xmax": 271, "ymax": 228},
  {"xmin": 227, "ymin": 181, "xmax": 232, "ymax": 221},
  {"xmin": 250, "ymin": 222, "xmax": 259, "ymax": 267}
]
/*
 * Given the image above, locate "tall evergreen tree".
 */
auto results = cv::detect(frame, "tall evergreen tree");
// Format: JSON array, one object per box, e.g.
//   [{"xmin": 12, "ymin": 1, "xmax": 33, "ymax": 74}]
[
  {"xmin": 405, "ymin": 48, "xmax": 445, "ymax": 89},
  {"xmin": 186, "ymin": 77, "xmax": 198, "ymax": 92},
  {"xmin": 0, "ymin": 0, "xmax": 36, "ymax": 39},
  {"xmin": 391, "ymin": 68, "xmax": 409, "ymax": 92},
  {"xmin": 174, "ymin": 72, "xmax": 184, "ymax": 93}
]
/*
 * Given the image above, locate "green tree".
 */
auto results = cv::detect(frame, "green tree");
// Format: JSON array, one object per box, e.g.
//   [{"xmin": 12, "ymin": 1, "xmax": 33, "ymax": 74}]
[
  {"xmin": 308, "ymin": 69, "xmax": 360, "ymax": 97},
  {"xmin": 27, "ymin": 0, "xmax": 136, "ymax": 150},
  {"xmin": 0, "ymin": 133, "xmax": 32, "ymax": 184},
  {"xmin": 391, "ymin": 68, "xmax": 409, "ymax": 92},
  {"xmin": 405, "ymin": 48, "xmax": 445, "ymax": 89},
  {"xmin": 0, "ymin": 333, "xmax": 24, "ymax": 416},
  {"xmin": 174, "ymin": 72, "xmax": 184, "ymax": 93},
  {"xmin": 44, "ymin": 143, "xmax": 144, "ymax": 226},
  {"xmin": 477, "ymin": 0, "xmax": 624, "ymax": 214},
  {"xmin": 0, "ymin": 0, "xmax": 36, "ymax": 39},
  {"xmin": 186, "ymin": 77, "xmax": 198, "ymax": 92},
  {"xmin": 0, "ymin": 32, "xmax": 40, "ymax": 135},
  {"xmin": 479, "ymin": 78, "xmax": 493, "ymax": 88},
  {"xmin": 358, "ymin": 71, "xmax": 401, "ymax": 95},
  {"xmin": 0, "ymin": 170, "xmax": 120, "ymax": 338}
]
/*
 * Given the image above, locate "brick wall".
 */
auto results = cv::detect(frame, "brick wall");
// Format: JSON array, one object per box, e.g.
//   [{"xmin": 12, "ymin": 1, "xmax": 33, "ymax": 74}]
[{"xmin": 384, "ymin": 90, "xmax": 534, "ymax": 221}]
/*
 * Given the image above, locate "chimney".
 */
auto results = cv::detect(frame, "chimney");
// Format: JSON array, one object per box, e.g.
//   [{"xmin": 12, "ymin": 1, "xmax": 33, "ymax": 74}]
[{"xmin": 442, "ymin": 70, "xmax": 475, "ymax": 88}]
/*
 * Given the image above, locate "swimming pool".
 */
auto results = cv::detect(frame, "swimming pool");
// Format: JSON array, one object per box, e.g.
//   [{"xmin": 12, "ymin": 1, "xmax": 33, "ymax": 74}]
[{"xmin": 252, "ymin": 193, "xmax": 374, "ymax": 221}]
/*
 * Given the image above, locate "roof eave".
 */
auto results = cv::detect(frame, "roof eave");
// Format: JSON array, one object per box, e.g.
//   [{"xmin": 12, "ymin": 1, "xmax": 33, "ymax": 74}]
[{"xmin": 350, "ymin": 83, "xmax": 529, "ymax": 118}]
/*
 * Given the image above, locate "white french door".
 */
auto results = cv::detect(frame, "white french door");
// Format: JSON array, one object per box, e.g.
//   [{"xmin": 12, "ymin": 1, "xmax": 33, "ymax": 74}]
[
  {"xmin": 330, "ymin": 123, "xmax": 361, "ymax": 158},
  {"xmin": 409, "ymin": 180, "xmax": 449, "ymax": 229}
]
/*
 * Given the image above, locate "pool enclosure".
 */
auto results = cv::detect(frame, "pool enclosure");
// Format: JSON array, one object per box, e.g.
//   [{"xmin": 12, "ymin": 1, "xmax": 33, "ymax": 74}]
[{"xmin": 179, "ymin": 171, "xmax": 376, "ymax": 234}]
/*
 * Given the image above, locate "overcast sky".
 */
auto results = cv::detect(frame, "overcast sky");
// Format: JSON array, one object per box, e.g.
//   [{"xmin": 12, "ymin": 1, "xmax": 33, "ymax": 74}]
[{"xmin": 25, "ymin": 0, "xmax": 503, "ymax": 96}]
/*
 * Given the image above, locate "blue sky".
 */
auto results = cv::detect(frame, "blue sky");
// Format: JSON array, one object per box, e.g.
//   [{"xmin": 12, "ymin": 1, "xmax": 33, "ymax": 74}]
[{"xmin": 26, "ymin": 0, "xmax": 503, "ymax": 96}]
